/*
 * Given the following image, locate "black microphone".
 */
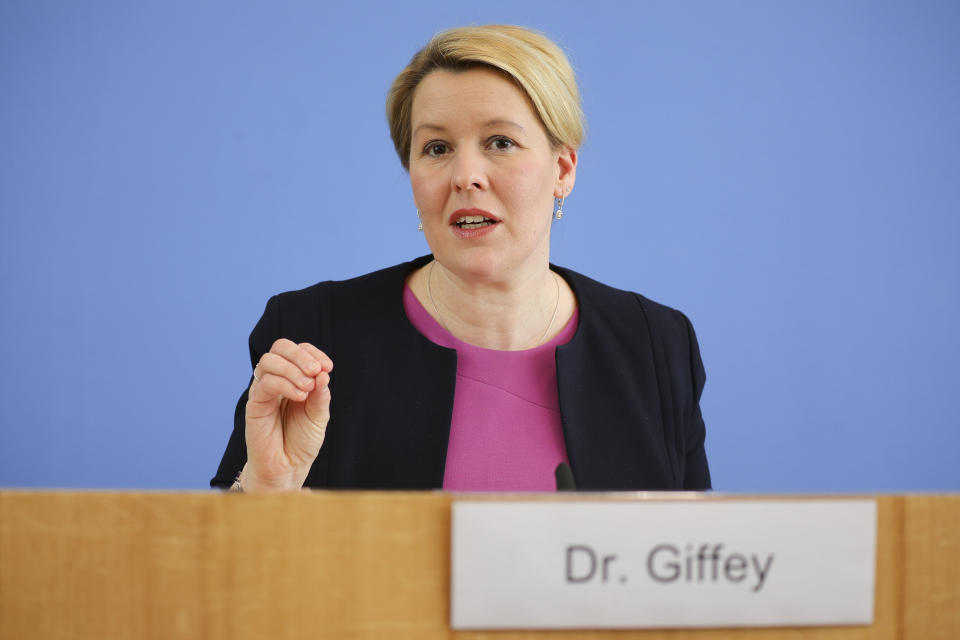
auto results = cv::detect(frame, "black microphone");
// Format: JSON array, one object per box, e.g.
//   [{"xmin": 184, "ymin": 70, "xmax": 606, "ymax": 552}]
[{"xmin": 555, "ymin": 462, "xmax": 576, "ymax": 491}]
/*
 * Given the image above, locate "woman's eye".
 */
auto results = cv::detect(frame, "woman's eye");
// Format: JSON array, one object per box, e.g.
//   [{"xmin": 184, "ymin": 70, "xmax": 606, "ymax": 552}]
[
  {"xmin": 489, "ymin": 137, "xmax": 515, "ymax": 151},
  {"xmin": 424, "ymin": 142, "xmax": 449, "ymax": 157}
]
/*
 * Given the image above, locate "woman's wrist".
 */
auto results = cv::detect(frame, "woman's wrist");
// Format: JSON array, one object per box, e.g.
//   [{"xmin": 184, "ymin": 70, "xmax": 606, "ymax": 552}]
[{"xmin": 234, "ymin": 461, "xmax": 306, "ymax": 492}]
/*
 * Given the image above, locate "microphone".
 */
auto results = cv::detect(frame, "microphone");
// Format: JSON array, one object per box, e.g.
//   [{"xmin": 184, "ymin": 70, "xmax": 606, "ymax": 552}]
[{"xmin": 555, "ymin": 462, "xmax": 576, "ymax": 491}]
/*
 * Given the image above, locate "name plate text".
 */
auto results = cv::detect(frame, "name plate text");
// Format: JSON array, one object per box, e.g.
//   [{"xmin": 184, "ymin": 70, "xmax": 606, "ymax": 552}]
[{"xmin": 451, "ymin": 499, "xmax": 876, "ymax": 629}]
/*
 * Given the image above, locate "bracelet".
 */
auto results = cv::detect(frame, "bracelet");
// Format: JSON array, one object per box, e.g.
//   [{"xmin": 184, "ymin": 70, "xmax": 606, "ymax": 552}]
[{"xmin": 230, "ymin": 471, "xmax": 244, "ymax": 493}]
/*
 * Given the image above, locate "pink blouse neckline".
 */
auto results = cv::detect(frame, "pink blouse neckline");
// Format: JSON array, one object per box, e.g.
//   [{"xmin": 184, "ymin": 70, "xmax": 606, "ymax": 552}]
[{"xmin": 402, "ymin": 283, "xmax": 579, "ymax": 491}]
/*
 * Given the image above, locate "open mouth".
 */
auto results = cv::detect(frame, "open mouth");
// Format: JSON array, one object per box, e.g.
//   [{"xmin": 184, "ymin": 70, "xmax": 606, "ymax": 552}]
[{"xmin": 453, "ymin": 214, "xmax": 498, "ymax": 230}]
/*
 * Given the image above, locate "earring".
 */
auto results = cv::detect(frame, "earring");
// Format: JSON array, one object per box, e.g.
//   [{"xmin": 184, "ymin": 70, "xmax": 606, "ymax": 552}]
[
  {"xmin": 417, "ymin": 209, "xmax": 423, "ymax": 232},
  {"xmin": 554, "ymin": 195, "xmax": 565, "ymax": 220}
]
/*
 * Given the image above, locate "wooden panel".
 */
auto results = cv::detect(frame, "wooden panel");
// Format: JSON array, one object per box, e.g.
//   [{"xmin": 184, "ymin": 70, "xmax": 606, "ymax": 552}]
[
  {"xmin": 0, "ymin": 492, "xmax": 955, "ymax": 639},
  {"xmin": 901, "ymin": 495, "xmax": 960, "ymax": 640},
  {"xmin": 1, "ymin": 491, "xmax": 452, "ymax": 640}
]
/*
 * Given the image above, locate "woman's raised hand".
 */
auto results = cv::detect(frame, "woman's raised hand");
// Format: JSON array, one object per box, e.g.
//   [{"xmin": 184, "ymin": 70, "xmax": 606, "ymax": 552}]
[{"xmin": 242, "ymin": 339, "xmax": 334, "ymax": 491}]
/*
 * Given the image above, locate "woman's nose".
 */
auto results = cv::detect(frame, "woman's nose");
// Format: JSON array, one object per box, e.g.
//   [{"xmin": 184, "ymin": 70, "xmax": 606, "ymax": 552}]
[{"xmin": 451, "ymin": 149, "xmax": 487, "ymax": 192}]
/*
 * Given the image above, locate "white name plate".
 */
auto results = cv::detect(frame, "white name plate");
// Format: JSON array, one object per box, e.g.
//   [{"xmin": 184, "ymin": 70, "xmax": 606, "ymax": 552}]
[{"xmin": 451, "ymin": 499, "xmax": 876, "ymax": 629}]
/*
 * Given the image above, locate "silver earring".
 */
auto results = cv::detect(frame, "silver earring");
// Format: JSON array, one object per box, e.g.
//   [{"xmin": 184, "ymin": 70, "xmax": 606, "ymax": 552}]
[
  {"xmin": 417, "ymin": 209, "xmax": 423, "ymax": 231},
  {"xmin": 554, "ymin": 196, "xmax": 565, "ymax": 220}
]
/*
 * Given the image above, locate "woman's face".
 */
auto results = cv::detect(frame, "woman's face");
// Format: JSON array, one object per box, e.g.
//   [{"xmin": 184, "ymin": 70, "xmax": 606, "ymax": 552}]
[{"xmin": 408, "ymin": 67, "xmax": 576, "ymax": 283}]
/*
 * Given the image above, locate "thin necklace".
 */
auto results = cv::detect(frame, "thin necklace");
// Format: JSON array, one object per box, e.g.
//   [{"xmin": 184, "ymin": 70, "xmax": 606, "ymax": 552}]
[{"xmin": 427, "ymin": 260, "xmax": 561, "ymax": 348}]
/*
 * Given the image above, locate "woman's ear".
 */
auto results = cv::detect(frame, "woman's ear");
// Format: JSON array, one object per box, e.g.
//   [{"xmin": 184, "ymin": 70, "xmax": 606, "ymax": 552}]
[{"xmin": 555, "ymin": 146, "xmax": 578, "ymax": 198}]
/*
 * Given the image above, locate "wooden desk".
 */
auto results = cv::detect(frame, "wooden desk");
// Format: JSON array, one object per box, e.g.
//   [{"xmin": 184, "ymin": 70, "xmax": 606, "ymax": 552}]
[{"xmin": 1, "ymin": 492, "xmax": 957, "ymax": 639}]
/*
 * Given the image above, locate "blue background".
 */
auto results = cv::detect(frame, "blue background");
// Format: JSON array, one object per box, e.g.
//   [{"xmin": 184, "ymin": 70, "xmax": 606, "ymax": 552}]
[{"xmin": 1, "ymin": 1, "xmax": 958, "ymax": 491}]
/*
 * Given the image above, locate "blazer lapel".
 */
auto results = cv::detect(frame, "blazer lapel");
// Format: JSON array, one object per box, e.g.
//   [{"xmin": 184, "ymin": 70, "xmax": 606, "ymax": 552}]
[
  {"xmin": 325, "ymin": 256, "xmax": 457, "ymax": 488},
  {"xmin": 555, "ymin": 266, "xmax": 677, "ymax": 490}
]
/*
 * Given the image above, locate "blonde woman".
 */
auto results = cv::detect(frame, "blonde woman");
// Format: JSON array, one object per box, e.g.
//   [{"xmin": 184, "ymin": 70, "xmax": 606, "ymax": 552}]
[{"xmin": 213, "ymin": 25, "xmax": 710, "ymax": 492}]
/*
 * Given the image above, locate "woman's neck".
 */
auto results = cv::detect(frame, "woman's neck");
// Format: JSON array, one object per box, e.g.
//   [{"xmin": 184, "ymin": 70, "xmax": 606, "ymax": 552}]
[{"xmin": 409, "ymin": 259, "xmax": 575, "ymax": 351}]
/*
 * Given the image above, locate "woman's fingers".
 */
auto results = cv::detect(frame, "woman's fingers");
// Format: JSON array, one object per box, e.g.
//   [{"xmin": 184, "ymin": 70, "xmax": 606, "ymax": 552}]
[
  {"xmin": 249, "ymin": 340, "xmax": 334, "ymax": 401},
  {"xmin": 250, "ymin": 355, "xmax": 312, "ymax": 404},
  {"xmin": 297, "ymin": 342, "xmax": 333, "ymax": 373},
  {"xmin": 268, "ymin": 338, "xmax": 328, "ymax": 376},
  {"xmin": 257, "ymin": 352, "xmax": 315, "ymax": 391},
  {"xmin": 250, "ymin": 369, "xmax": 310, "ymax": 403}
]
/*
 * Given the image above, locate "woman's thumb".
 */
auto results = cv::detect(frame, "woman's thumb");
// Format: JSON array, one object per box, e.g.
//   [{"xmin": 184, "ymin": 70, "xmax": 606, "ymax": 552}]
[{"xmin": 305, "ymin": 371, "xmax": 332, "ymax": 427}]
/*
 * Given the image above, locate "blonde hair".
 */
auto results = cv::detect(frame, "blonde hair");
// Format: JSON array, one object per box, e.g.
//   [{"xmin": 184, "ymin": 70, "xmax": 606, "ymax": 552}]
[{"xmin": 386, "ymin": 25, "xmax": 585, "ymax": 170}]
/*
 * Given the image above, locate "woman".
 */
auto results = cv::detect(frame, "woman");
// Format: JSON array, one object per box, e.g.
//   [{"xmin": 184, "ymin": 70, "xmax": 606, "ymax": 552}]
[{"xmin": 212, "ymin": 25, "xmax": 710, "ymax": 492}]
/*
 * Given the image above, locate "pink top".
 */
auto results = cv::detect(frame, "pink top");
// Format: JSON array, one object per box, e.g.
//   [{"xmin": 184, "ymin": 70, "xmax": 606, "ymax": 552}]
[{"xmin": 403, "ymin": 284, "xmax": 579, "ymax": 491}]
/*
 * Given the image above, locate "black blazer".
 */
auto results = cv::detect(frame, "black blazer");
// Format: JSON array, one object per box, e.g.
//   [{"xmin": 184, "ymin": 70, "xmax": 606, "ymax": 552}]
[{"xmin": 212, "ymin": 256, "xmax": 711, "ymax": 490}]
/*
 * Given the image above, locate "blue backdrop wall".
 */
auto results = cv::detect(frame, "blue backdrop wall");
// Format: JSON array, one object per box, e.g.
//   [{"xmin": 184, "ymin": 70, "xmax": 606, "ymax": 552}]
[{"xmin": 1, "ymin": 1, "xmax": 958, "ymax": 491}]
